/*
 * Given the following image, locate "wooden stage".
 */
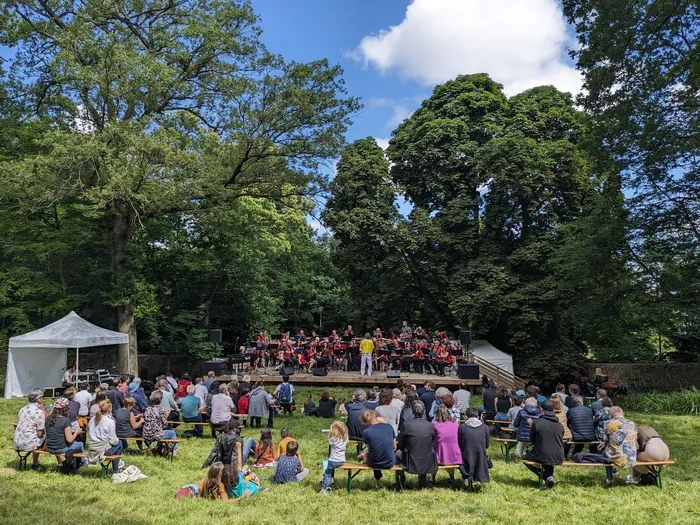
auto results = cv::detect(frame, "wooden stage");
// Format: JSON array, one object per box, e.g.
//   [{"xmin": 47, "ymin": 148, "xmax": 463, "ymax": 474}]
[{"xmin": 216, "ymin": 369, "xmax": 480, "ymax": 389}]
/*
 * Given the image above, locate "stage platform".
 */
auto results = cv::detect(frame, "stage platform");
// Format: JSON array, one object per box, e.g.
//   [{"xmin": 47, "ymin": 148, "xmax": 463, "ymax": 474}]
[{"xmin": 216, "ymin": 369, "xmax": 481, "ymax": 389}]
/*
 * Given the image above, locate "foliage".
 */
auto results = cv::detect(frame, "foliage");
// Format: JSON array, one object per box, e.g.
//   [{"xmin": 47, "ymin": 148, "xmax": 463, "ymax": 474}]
[
  {"xmin": 620, "ymin": 388, "xmax": 700, "ymax": 417},
  {"xmin": 0, "ymin": 0, "xmax": 359, "ymax": 370},
  {"xmin": 562, "ymin": 0, "xmax": 700, "ymax": 361}
]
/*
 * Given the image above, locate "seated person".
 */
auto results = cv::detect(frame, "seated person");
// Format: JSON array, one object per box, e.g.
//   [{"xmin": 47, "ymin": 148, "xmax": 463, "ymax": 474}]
[
  {"xmin": 180, "ymin": 384, "xmax": 205, "ymax": 438},
  {"xmin": 507, "ymin": 397, "xmax": 523, "ymax": 425},
  {"xmin": 593, "ymin": 397, "xmax": 613, "ymax": 443},
  {"xmin": 513, "ymin": 397, "xmax": 541, "ymax": 458},
  {"xmin": 303, "ymin": 394, "xmax": 317, "ymax": 416},
  {"xmin": 317, "ymin": 391, "xmax": 338, "ymax": 418},
  {"xmin": 630, "ymin": 424, "xmax": 670, "ymax": 485},
  {"xmin": 458, "ymin": 408, "xmax": 491, "ymax": 488},
  {"xmin": 88, "ymin": 400, "xmax": 123, "ymax": 476},
  {"xmin": 253, "ymin": 428, "xmax": 277, "ymax": 467},
  {"xmin": 203, "ymin": 419, "xmax": 256, "ymax": 468},
  {"xmin": 45, "ymin": 397, "xmax": 85, "ymax": 466},
  {"xmin": 375, "ymin": 388, "xmax": 401, "ymax": 436},
  {"xmin": 522, "ymin": 401, "xmax": 565, "ymax": 489},
  {"xmin": 277, "ymin": 428, "xmax": 297, "ymax": 458},
  {"xmin": 360, "ymin": 409, "xmax": 396, "ymax": 489},
  {"xmin": 115, "ymin": 397, "xmax": 144, "ymax": 441},
  {"xmin": 345, "ymin": 390, "xmax": 369, "ymax": 441},
  {"xmin": 272, "ymin": 441, "xmax": 309, "ymax": 483},
  {"xmin": 566, "ymin": 395, "xmax": 597, "ymax": 454},
  {"xmin": 14, "ymin": 389, "xmax": 47, "ymax": 469},
  {"xmin": 396, "ymin": 401, "xmax": 437, "ymax": 488},
  {"xmin": 142, "ymin": 391, "xmax": 179, "ymax": 457},
  {"xmin": 222, "ymin": 463, "xmax": 260, "ymax": 500}
]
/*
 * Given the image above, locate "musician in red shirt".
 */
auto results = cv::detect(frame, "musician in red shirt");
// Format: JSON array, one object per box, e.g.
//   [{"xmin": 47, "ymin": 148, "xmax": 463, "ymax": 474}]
[{"xmin": 344, "ymin": 325, "xmax": 354, "ymax": 338}]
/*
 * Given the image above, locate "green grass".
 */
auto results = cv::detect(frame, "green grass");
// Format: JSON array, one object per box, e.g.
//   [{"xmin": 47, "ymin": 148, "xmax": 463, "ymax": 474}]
[
  {"xmin": 620, "ymin": 388, "xmax": 700, "ymax": 416},
  {"xmin": 1, "ymin": 386, "xmax": 700, "ymax": 525}
]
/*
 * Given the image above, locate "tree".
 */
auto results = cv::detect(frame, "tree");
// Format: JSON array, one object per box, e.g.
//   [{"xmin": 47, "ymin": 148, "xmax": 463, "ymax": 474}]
[
  {"xmin": 563, "ymin": 0, "xmax": 700, "ymax": 360},
  {"xmin": 0, "ymin": 0, "xmax": 359, "ymax": 372}
]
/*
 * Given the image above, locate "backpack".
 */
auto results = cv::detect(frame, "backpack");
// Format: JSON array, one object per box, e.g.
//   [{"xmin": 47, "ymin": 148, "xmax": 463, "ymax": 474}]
[{"xmin": 278, "ymin": 383, "xmax": 292, "ymax": 404}]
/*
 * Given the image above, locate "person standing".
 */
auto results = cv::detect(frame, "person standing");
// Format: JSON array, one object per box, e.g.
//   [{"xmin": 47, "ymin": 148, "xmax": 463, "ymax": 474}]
[
  {"xmin": 457, "ymin": 407, "xmax": 491, "ymax": 488},
  {"xmin": 523, "ymin": 401, "xmax": 565, "ymax": 489},
  {"xmin": 360, "ymin": 333, "xmax": 375, "ymax": 376}
]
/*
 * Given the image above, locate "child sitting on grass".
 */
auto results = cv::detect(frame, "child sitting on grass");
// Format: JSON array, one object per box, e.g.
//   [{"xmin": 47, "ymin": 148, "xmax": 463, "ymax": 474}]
[
  {"xmin": 303, "ymin": 394, "xmax": 317, "ymax": 416},
  {"xmin": 253, "ymin": 428, "xmax": 277, "ymax": 467},
  {"xmin": 277, "ymin": 428, "xmax": 297, "ymax": 458},
  {"xmin": 272, "ymin": 441, "xmax": 309, "ymax": 483},
  {"xmin": 319, "ymin": 421, "xmax": 349, "ymax": 495},
  {"xmin": 198, "ymin": 461, "xmax": 228, "ymax": 500},
  {"xmin": 222, "ymin": 464, "xmax": 260, "ymax": 500}
]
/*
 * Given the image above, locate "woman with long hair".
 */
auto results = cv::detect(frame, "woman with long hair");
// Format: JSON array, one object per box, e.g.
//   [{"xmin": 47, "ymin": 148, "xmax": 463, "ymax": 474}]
[
  {"xmin": 253, "ymin": 427, "xmax": 277, "ymax": 467},
  {"xmin": 199, "ymin": 461, "xmax": 227, "ymax": 499}
]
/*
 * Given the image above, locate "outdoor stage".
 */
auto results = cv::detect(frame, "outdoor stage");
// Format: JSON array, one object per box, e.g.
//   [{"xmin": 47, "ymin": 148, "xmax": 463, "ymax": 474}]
[{"xmin": 216, "ymin": 369, "xmax": 481, "ymax": 389}]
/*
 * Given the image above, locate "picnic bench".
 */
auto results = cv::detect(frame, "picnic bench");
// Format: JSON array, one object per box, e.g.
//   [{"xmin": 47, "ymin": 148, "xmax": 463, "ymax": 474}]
[
  {"xmin": 14, "ymin": 448, "xmax": 121, "ymax": 478},
  {"xmin": 120, "ymin": 437, "xmax": 181, "ymax": 461},
  {"xmin": 522, "ymin": 459, "xmax": 676, "ymax": 489},
  {"xmin": 339, "ymin": 462, "xmax": 462, "ymax": 493}
]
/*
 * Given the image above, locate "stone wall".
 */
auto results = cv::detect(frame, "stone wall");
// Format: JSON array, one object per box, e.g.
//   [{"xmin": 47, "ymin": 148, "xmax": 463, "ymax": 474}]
[{"xmin": 588, "ymin": 363, "xmax": 700, "ymax": 392}]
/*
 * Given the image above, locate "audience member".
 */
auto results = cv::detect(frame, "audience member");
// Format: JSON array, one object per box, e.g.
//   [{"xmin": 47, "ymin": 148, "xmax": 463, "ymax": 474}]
[
  {"xmin": 128, "ymin": 381, "xmax": 149, "ymax": 413},
  {"xmin": 87, "ymin": 400, "xmax": 123, "ymax": 476},
  {"xmin": 593, "ymin": 397, "xmax": 613, "ymax": 444},
  {"xmin": 176, "ymin": 373, "xmax": 192, "ymax": 400},
  {"xmin": 390, "ymin": 389, "xmax": 404, "ymax": 411},
  {"xmin": 567, "ymin": 395, "xmax": 596, "ymax": 454},
  {"xmin": 565, "ymin": 384, "xmax": 580, "ymax": 409},
  {"xmin": 222, "ymin": 464, "xmax": 260, "ymax": 500},
  {"xmin": 44, "ymin": 397, "xmax": 85, "ymax": 467},
  {"xmin": 13, "ymin": 389, "xmax": 46, "ymax": 469},
  {"xmin": 550, "ymin": 396, "xmax": 571, "ymax": 443},
  {"xmin": 458, "ymin": 407, "xmax": 490, "ymax": 488},
  {"xmin": 346, "ymin": 390, "xmax": 368, "ymax": 441},
  {"xmin": 481, "ymin": 381, "xmax": 498, "ymax": 420},
  {"xmin": 115, "ymin": 397, "xmax": 143, "ymax": 440},
  {"xmin": 199, "ymin": 462, "xmax": 228, "ymax": 500},
  {"xmin": 398, "ymin": 390, "xmax": 419, "ymax": 434},
  {"xmin": 317, "ymin": 391, "xmax": 337, "ymax": 418},
  {"xmin": 272, "ymin": 441, "xmax": 309, "ymax": 483},
  {"xmin": 360, "ymin": 409, "xmax": 397, "ymax": 489},
  {"xmin": 211, "ymin": 384, "xmax": 236, "ymax": 437},
  {"xmin": 553, "ymin": 384, "xmax": 568, "ymax": 409},
  {"xmin": 303, "ymin": 394, "xmax": 317, "ymax": 416},
  {"xmin": 523, "ymin": 401, "xmax": 565, "ymax": 489},
  {"xmin": 203, "ymin": 371, "xmax": 216, "ymax": 392},
  {"xmin": 274, "ymin": 375, "xmax": 295, "ymax": 416},
  {"xmin": 91, "ymin": 391, "xmax": 108, "ymax": 419},
  {"xmin": 194, "ymin": 377, "xmax": 208, "ymax": 406},
  {"xmin": 507, "ymin": 397, "xmax": 522, "ymax": 424},
  {"xmin": 253, "ymin": 428, "xmax": 277, "ymax": 467},
  {"xmin": 396, "ymin": 401, "xmax": 436, "ymax": 488},
  {"xmin": 248, "ymin": 380, "xmax": 272, "ymax": 428},
  {"xmin": 376, "ymin": 388, "xmax": 401, "ymax": 436},
  {"xmin": 433, "ymin": 405, "xmax": 461, "ymax": 466},
  {"xmin": 513, "ymin": 397, "xmax": 541, "ymax": 458},
  {"xmin": 181, "ymin": 384, "xmax": 205, "ymax": 437},
  {"xmin": 419, "ymin": 382, "xmax": 437, "ymax": 421},
  {"xmin": 630, "ymin": 424, "xmax": 669, "ymax": 485},
  {"xmin": 591, "ymin": 389, "xmax": 608, "ymax": 411},
  {"xmin": 320, "ymin": 421, "xmax": 349, "ymax": 495},
  {"xmin": 453, "ymin": 382, "xmax": 472, "ymax": 416},
  {"xmin": 494, "ymin": 388, "xmax": 513, "ymax": 422},
  {"xmin": 74, "ymin": 383, "xmax": 92, "ymax": 417},
  {"xmin": 142, "ymin": 391, "xmax": 178, "ymax": 457}
]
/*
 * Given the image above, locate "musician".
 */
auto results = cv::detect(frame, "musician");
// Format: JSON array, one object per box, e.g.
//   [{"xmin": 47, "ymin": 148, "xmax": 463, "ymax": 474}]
[
  {"xmin": 344, "ymin": 325, "xmax": 354, "ymax": 338},
  {"xmin": 390, "ymin": 342, "xmax": 407, "ymax": 372},
  {"xmin": 299, "ymin": 344, "xmax": 314, "ymax": 372},
  {"xmin": 434, "ymin": 343, "xmax": 452, "ymax": 377},
  {"xmin": 373, "ymin": 327, "xmax": 383, "ymax": 340},
  {"xmin": 328, "ymin": 329, "xmax": 339, "ymax": 346},
  {"xmin": 309, "ymin": 345, "xmax": 330, "ymax": 373},
  {"xmin": 415, "ymin": 343, "xmax": 433, "ymax": 375},
  {"xmin": 281, "ymin": 341, "xmax": 295, "ymax": 368},
  {"xmin": 376, "ymin": 339, "xmax": 391, "ymax": 372},
  {"xmin": 295, "ymin": 330, "xmax": 307, "ymax": 344},
  {"xmin": 414, "ymin": 326, "xmax": 426, "ymax": 340},
  {"xmin": 400, "ymin": 320, "xmax": 413, "ymax": 341},
  {"xmin": 347, "ymin": 338, "xmax": 360, "ymax": 372}
]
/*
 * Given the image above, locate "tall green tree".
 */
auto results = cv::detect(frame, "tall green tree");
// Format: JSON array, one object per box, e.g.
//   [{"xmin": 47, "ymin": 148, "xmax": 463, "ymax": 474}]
[
  {"xmin": 0, "ymin": 0, "xmax": 358, "ymax": 373},
  {"xmin": 563, "ymin": 0, "xmax": 700, "ymax": 360}
]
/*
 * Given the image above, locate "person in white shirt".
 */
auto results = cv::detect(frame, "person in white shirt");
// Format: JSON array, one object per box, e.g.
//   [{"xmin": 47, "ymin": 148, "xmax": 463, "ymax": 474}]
[
  {"xmin": 453, "ymin": 382, "xmax": 472, "ymax": 416},
  {"xmin": 193, "ymin": 377, "xmax": 208, "ymax": 405},
  {"xmin": 88, "ymin": 400, "xmax": 123, "ymax": 474},
  {"xmin": 165, "ymin": 373, "xmax": 178, "ymax": 393},
  {"xmin": 74, "ymin": 383, "xmax": 93, "ymax": 417},
  {"xmin": 62, "ymin": 366, "xmax": 76, "ymax": 387}
]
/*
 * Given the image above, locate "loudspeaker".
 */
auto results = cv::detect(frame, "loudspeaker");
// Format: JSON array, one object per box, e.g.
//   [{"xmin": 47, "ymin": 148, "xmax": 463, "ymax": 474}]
[
  {"xmin": 458, "ymin": 363, "xmax": 479, "ymax": 380},
  {"xmin": 458, "ymin": 330, "xmax": 473, "ymax": 345},
  {"xmin": 312, "ymin": 367, "xmax": 327, "ymax": 377},
  {"xmin": 203, "ymin": 361, "xmax": 224, "ymax": 376},
  {"xmin": 387, "ymin": 370, "xmax": 401, "ymax": 378},
  {"xmin": 282, "ymin": 366, "xmax": 295, "ymax": 376},
  {"xmin": 209, "ymin": 329, "xmax": 223, "ymax": 343}
]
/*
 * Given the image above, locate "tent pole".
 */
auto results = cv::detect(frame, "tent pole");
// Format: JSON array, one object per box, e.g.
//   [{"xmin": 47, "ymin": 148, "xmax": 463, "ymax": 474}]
[{"xmin": 76, "ymin": 343, "xmax": 79, "ymax": 388}]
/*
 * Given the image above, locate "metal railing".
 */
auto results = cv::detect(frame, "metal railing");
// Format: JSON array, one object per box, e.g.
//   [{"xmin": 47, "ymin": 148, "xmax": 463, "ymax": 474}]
[{"xmin": 469, "ymin": 353, "xmax": 526, "ymax": 390}]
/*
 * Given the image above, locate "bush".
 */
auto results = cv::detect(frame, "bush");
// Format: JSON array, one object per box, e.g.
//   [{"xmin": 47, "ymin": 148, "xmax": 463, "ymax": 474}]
[{"xmin": 620, "ymin": 388, "xmax": 700, "ymax": 416}]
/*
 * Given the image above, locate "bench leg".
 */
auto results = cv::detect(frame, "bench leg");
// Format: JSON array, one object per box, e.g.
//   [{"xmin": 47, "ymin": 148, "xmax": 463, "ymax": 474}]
[
  {"xmin": 17, "ymin": 451, "xmax": 30, "ymax": 471},
  {"xmin": 505, "ymin": 443, "xmax": 514, "ymax": 463},
  {"xmin": 347, "ymin": 469, "xmax": 352, "ymax": 494},
  {"xmin": 538, "ymin": 469, "xmax": 544, "ymax": 490},
  {"xmin": 101, "ymin": 461, "xmax": 110, "ymax": 480}
]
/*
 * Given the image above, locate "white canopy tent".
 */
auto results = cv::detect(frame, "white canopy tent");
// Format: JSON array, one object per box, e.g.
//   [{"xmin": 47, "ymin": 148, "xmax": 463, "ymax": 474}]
[
  {"xmin": 470, "ymin": 339, "xmax": 514, "ymax": 375},
  {"xmin": 5, "ymin": 311, "xmax": 128, "ymax": 399}
]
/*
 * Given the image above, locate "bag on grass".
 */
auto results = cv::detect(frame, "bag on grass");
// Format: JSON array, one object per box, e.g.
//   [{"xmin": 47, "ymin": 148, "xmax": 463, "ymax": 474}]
[{"xmin": 175, "ymin": 484, "xmax": 200, "ymax": 498}]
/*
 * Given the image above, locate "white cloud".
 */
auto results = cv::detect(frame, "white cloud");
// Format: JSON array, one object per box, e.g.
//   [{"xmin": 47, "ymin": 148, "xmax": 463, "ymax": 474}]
[
  {"xmin": 352, "ymin": 0, "xmax": 582, "ymax": 96},
  {"xmin": 375, "ymin": 137, "xmax": 390, "ymax": 150}
]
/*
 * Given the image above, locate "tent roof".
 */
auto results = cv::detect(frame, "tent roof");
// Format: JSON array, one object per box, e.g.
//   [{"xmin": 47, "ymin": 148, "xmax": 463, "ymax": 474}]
[
  {"xmin": 470, "ymin": 339, "xmax": 514, "ymax": 374},
  {"xmin": 8, "ymin": 311, "xmax": 128, "ymax": 349}
]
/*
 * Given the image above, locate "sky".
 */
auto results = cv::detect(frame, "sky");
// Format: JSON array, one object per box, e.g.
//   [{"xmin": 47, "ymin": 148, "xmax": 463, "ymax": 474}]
[
  {"xmin": 252, "ymin": 0, "xmax": 582, "ymax": 148},
  {"xmin": 251, "ymin": 0, "xmax": 583, "ymax": 230}
]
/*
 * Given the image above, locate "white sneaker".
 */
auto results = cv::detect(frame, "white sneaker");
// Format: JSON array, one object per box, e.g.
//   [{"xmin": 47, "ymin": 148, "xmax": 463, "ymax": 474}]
[
  {"xmin": 626, "ymin": 474, "xmax": 640, "ymax": 485},
  {"xmin": 118, "ymin": 459, "xmax": 125, "ymax": 471}
]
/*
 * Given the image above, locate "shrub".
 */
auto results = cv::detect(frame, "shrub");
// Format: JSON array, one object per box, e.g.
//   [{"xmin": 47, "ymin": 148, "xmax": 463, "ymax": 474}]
[{"xmin": 620, "ymin": 388, "xmax": 700, "ymax": 416}]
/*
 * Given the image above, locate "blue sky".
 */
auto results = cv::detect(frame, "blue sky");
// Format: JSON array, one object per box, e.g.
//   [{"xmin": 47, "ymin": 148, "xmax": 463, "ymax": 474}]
[
  {"xmin": 251, "ymin": 0, "xmax": 582, "ymax": 228},
  {"xmin": 252, "ymin": 0, "xmax": 581, "ymax": 149}
]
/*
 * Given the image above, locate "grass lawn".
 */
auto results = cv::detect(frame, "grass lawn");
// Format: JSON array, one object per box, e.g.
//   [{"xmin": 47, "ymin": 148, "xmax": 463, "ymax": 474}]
[{"xmin": 1, "ymin": 385, "xmax": 700, "ymax": 525}]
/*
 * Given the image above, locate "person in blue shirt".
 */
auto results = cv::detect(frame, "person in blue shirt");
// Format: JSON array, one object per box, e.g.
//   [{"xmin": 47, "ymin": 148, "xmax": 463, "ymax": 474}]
[
  {"xmin": 180, "ymin": 385, "xmax": 204, "ymax": 437},
  {"xmin": 272, "ymin": 441, "xmax": 309, "ymax": 483},
  {"xmin": 360, "ymin": 409, "xmax": 396, "ymax": 489}
]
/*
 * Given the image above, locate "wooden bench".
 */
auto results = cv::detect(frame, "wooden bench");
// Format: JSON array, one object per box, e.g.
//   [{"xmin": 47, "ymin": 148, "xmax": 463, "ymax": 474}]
[
  {"xmin": 120, "ymin": 437, "xmax": 181, "ymax": 461},
  {"xmin": 339, "ymin": 462, "xmax": 461, "ymax": 493},
  {"xmin": 16, "ymin": 448, "xmax": 121, "ymax": 479},
  {"xmin": 522, "ymin": 459, "xmax": 676, "ymax": 489}
]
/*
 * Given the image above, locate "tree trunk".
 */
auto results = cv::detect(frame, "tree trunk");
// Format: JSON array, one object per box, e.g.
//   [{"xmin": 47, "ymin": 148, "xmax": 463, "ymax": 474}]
[
  {"xmin": 118, "ymin": 304, "xmax": 138, "ymax": 375},
  {"xmin": 111, "ymin": 204, "xmax": 139, "ymax": 375}
]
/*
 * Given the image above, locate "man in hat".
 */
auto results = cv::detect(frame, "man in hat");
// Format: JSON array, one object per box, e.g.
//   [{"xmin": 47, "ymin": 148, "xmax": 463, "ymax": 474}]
[
  {"xmin": 523, "ymin": 400, "xmax": 565, "ymax": 489},
  {"xmin": 128, "ymin": 380, "xmax": 149, "ymax": 413}
]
